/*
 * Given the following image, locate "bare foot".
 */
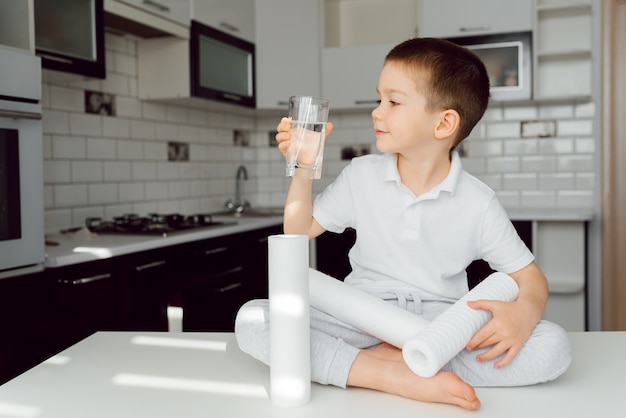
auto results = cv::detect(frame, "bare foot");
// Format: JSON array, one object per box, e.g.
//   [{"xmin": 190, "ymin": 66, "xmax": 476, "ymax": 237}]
[{"xmin": 347, "ymin": 350, "xmax": 481, "ymax": 410}]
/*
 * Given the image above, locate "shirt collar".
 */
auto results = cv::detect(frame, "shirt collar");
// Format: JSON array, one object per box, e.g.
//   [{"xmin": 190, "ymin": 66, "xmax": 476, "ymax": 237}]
[{"xmin": 383, "ymin": 150, "xmax": 463, "ymax": 196}]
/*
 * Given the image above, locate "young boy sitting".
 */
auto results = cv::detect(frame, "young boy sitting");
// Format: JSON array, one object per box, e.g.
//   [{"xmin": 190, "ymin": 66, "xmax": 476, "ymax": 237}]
[{"xmin": 235, "ymin": 37, "xmax": 571, "ymax": 410}]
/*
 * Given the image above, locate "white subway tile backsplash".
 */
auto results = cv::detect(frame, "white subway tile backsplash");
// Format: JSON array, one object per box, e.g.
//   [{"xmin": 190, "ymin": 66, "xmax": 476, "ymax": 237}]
[
  {"xmin": 49, "ymin": 86, "xmax": 84, "ymax": 112},
  {"xmin": 539, "ymin": 138, "xmax": 574, "ymax": 154},
  {"xmin": 104, "ymin": 161, "xmax": 131, "ymax": 182},
  {"xmin": 520, "ymin": 191, "xmax": 557, "ymax": 209},
  {"xmin": 70, "ymin": 113, "xmax": 102, "ymax": 136},
  {"xmin": 575, "ymin": 102, "xmax": 595, "ymax": 118},
  {"xmin": 539, "ymin": 173, "xmax": 575, "ymax": 190},
  {"xmin": 72, "ymin": 161, "xmax": 103, "ymax": 182},
  {"xmin": 521, "ymin": 155, "xmax": 557, "ymax": 172},
  {"xmin": 54, "ymin": 184, "xmax": 88, "ymax": 207},
  {"xmin": 557, "ymin": 190, "xmax": 594, "ymax": 208},
  {"xmin": 45, "ymin": 161, "xmax": 71, "ymax": 183},
  {"xmin": 576, "ymin": 173, "xmax": 595, "ymax": 190},
  {"xmin": 87, "ymin": 137, "xmax": 117, "ymax": 159},
  {"xmin": 43, "ymin": 110, "xmax": 70, "ymax": 135},
  {"xmin": 113, "ymin": 52, "xmax": 137, "ymax": 76},
  {"xmin": 503, "ymin": 105, "xmax": 538, "ymax": 121},
  {"xmin": 102, "ymin": 117, "xmax": 131, "ymax": 138},
  {"xmin": 132, "ymin": 162, "xmax": 157, "ymax": 180},
  {"xmin": 503, "ymin": 173, "xmax": 538, "ymax": 190},
  {"xmin": 145, "ymin": 182, "xmax": 168, "ymax": 200},
  {"xmin": 538, "ymin": 104, "xmax": 574, "ymax": 119},
  {"xmin": 119, "ymin": 182, "xmax": 145, "ymax": 202},
  {"xmin": 557, "ymin": 155, "xmax": 594, "ymax": 172},
  {"xmin": 557, "ymin": 119, "xmax": 594, "ymax": 136},
  {"xmin": 130, "ymin": 120, "xmax": 156, "ymax": 140},
  {"xmin": 486, "ymin": 122, "xmax": 521, "ymax": 139},
  {"xmin": 117, "ymin": 140, "xmax": 143, "ymax": 160},
  {"xmin": 52, "ymin": 136, "xmax": 87, "ymax": 159},
  {"xmin": 88, "ymin": 183, "xmax": 118, "ymax": 204},
  {"xmin": 487, "ymin": 156, "xmax": 520, "ymax": 173},
  {"xmin": 503, "ymin": 139, "xmax": 538, "ymax": 155}
]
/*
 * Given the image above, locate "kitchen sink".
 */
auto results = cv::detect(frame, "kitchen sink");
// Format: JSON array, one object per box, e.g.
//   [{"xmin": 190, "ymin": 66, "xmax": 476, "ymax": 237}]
[{"xmin": 210, "ymin": 207, "xmax": 284, "ymax": 218}]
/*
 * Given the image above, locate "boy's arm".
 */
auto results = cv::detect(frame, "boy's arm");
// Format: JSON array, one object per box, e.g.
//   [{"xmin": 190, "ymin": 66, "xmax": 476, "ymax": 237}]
[
  {"xmin": 465, "ymin": 261, "xmax": 549, "ymax": 368},
  {"xmin": 276, "ymin": 117, "xmax": 331, "ymax": 239}
]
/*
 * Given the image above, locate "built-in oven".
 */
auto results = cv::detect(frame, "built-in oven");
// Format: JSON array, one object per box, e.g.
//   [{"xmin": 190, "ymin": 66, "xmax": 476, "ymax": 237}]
[{"xmin": 0, "ymin": 46, "xmax": 44, "ymax": 278}]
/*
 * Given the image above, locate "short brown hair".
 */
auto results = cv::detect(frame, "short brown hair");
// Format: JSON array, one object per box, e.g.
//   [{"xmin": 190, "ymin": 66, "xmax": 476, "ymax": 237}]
[{"xmin": 385, "ymin": 38, "xmax": 490, "ymax": 148}]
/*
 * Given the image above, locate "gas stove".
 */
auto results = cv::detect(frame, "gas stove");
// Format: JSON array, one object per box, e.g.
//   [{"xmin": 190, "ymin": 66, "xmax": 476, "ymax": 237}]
[{"xmin": 85, "ymin": 213, "xmax": 235, "ymax": 237}]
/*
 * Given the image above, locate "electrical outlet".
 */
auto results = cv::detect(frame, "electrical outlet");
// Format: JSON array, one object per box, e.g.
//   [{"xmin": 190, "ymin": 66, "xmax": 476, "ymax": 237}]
[{"xmin": 521, "ymin": 120, "xmax": 557, "ymax": 138}]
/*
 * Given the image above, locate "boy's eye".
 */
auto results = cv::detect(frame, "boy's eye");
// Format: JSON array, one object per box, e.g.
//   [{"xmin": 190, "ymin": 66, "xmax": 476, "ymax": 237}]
[{"xmin": 389, "ymin": 100, "xmax": 399, "ymax": 106}]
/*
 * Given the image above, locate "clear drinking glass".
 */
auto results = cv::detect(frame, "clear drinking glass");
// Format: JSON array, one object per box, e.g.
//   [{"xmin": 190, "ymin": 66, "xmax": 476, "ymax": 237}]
[{"xmin": 285, "ymin": 96, "xmax": 329, "ymax": 179}]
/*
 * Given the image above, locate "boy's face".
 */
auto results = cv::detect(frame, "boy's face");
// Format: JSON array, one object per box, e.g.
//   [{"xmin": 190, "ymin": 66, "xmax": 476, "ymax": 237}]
[{"xmin": 372, "ymin": 62, "xmax": 440, "ymax": 155}]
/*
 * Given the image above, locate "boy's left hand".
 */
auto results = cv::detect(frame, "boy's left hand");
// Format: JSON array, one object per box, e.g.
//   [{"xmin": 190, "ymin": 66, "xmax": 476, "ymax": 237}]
[{"xmin": 465, "ymin": 299, "xmax": 538, "ymax": 368}]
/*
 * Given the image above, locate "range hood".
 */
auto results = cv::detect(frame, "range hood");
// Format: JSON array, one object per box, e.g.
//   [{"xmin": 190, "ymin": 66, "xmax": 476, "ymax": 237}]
[{"xmin": 103, "ymin": 0, "xmax": 188, "ymax": 39}]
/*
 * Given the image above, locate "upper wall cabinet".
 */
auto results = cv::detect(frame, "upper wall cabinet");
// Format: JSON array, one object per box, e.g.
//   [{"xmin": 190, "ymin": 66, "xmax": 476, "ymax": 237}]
[
  {"xmin": 103, "ymin": 0, "xmax": 189, "ymax": 38},
  {"xmin": 191, "ymin": 0, "xmax": 255, "ymax": 43},
  {"xmin": 255, "ymin": 0, "xmax": 322, "ymax": 110},
  {"xmin": 34, "ymin": 0, "xmax": 106, "ymax": 79},
  {"xmin": 0, "ymin": 0, "xmax": 35, "ymax": 52},
  {"xmin": 533, "ymin": 0, "xmax": 593, "ymax": 101},
  {"xmin": 419, "ymin": 0, "xmax": 533, "ymax": 38},
  {"xmin": 321, "ymin": 0, "xmax": 418, "ymax": 110}
]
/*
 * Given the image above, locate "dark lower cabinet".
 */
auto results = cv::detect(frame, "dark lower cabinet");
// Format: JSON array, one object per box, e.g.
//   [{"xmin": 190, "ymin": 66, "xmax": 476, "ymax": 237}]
[
  {"xmin": 118, "ymin": 250, "xmax": 169, "ymax": 331},
  {"xmin": 48, "ymin": 259, "xmax": 119, "ymax": 354},
  {"xmin": 0, "ymin": 224, "xmax": 283, "ymax": 384},
  {"xmin": 0, "ymin": 271, "xmax": 54, "ymax": 384},
  {"xmin": 177, "ymin": 225, "xmax": 281, "ymax": 331}
]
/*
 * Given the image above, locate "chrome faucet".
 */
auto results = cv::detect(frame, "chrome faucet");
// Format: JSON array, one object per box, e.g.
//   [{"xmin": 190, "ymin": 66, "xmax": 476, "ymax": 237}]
[{"xmin": 225, "ymin": 165, "xmax": 250, "ymax": 213}]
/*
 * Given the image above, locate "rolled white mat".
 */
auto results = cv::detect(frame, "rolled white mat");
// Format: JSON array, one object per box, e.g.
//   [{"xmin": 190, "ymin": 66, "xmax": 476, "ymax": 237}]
[
  {"xmin": 402, "ymin": 272, "xmax": 519, "ymax": 377},
  {"xmin": 309, "ymin": 268, "xmax": 429, "ymax": 348},
  {"xmin": 268, "ymin": 235, "xmax": 311, "ymax": 407}
]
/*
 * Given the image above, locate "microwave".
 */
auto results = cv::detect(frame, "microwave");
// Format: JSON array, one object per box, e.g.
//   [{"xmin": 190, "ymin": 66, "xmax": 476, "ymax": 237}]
[
  {"xmin": 190, "ymin": 21, "xmax": 256, "ymax": 108},
  {"xmin": 447, "ymin": 31, "xmax": 532, "ymax": 102},
  {"xmin": 0, "ymin": 48, "xmax": 45, "ymax": 277}
]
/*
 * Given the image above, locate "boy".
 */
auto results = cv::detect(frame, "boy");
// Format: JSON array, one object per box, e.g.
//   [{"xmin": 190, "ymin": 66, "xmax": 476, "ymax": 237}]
[{"xmin": 235, "ymin": 38, "xmax": 570, "ymax": 410}]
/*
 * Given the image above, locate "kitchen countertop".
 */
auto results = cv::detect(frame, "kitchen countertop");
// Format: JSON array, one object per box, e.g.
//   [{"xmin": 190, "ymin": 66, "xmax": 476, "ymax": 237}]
[
  {"xmin": 44, "ymin": 215, "xmax": 283, "ymax": 268},
  {"xmin": 0, "ymin": 331, "xmax": 621, "ymax": 417}
]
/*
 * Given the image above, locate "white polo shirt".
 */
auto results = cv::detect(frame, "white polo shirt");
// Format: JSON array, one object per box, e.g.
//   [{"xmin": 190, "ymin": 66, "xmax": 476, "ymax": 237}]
[{"xmin": 313, "ymin": 151, "xmax": 533, "ymax": 302}]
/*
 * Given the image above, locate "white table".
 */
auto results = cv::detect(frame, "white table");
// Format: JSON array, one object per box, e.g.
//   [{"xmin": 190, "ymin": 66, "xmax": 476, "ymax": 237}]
[{"xmin": 0, "ymin": 331, "xmax": 622, "ymax": 417}]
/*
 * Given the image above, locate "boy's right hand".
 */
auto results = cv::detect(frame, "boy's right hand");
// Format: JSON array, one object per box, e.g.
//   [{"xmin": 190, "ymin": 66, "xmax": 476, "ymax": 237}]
[{"xmin": 275, "ymin": 117, "xmax": 334, "ymax": 158}]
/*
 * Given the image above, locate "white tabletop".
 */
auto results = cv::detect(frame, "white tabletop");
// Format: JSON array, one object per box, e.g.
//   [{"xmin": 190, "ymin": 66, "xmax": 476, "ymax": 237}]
[{"xmin": 0, "ymin": 331, "xmax": 621, "ymax": 417}]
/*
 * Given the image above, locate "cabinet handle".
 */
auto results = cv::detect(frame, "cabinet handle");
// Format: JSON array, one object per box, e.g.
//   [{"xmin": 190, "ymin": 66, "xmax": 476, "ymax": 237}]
[
  {"xmin": 277, "ymin": 101, "xmax": 289, "ymax": 106},
  {"xmin": 0, "ymin": 109, "xmax": 43, "ymax": 120},
  {"xmin": 459, "ymin": 25, "xmax": 491, "ymax": 33},
  {"xmin": 59, "ymin": 273, "xmax": 111, "ymax": 286},
  {"xmin": 354, "ymin": 100, "xmax": 378, "ymax": 105},
  {"xmin": 203, "ymin": 246, "xmax": 229, "ymax": 256},
  {"xmin": 212, "ymin": 282, "xmax": 243, "ymax": 293},
  {"xmin": 142, "ymin": 0, "xmax": 170, "ymax": 12},
  {"xmin": 133, "ymin": 260, "xmax": 167, "ymax": 272},
  {"xmin": 219, "ymin": 21, "xmax": 240, "ymax": 33}
]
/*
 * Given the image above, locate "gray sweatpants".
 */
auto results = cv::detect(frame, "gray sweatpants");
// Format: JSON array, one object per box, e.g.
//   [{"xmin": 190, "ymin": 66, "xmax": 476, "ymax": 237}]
[{"xmin": 234, "ymin": 294, "xmax": 571, "ymax": 389}]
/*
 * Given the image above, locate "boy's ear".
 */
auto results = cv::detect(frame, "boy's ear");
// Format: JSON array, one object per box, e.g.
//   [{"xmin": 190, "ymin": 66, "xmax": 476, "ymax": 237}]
[{"xmin": 434, "ymin": 109, "xmax": 460, "ymax": 140}]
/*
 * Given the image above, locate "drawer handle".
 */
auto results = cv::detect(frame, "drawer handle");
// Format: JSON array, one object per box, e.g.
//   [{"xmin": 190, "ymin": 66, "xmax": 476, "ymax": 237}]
[
  {"xmin": 213, "ymin": 282, "xmax": 243, "ymax": 293},
  {"xmin": 354, "ymin": 100, "xmax": 378, "ymax": 105},
  {"xmin": 59, "ymin": 273, "xmax": 111, "ymax": 285},
  {"xmin": 134, "ymin": 260, "xmax": 167, "ymax": 272},
  {"xmin": 0, "ymin": 109, "xmax": 43, "ymax": 120},
  {"xmin": 204, "ymin": 246, "xmax": 229, "ymax": 256},
  {"xmin": 459, "ymin": 25, "xmax": 491, "ymax": 33},
  {"xmin": 142, "ymin": 0, "xmax": 170, "ymax": 12},
  {"xmin": 219, "ymin": 21, "xmax": 240, "ymax": 33}
]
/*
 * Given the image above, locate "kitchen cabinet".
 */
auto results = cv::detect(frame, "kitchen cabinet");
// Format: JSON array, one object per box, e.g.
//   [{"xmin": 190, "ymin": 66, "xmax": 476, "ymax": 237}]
[
  {"xmin": 320, "ymin": 0, "xmax": 416, "ymax": 111},
  {"xmin": 48, "ymin": 259, "xmax": 120, "ymax": 354},
  {"xmin": 321, "ymin": 42, "xmax": 392, "ymax": 110},
  {"xmin": 0, "ymin": 0, "xmax": 34, "ymax": 51},
  {"xmin": 34, "ymin": 0, "xmax": 106, "ymax": 79},
  {"xmin": 255, "ymin": 0, "xmax": 322, "ymax": 109},
  {"xmin": 419, "ymin": 0, "xmax": 533, "ymax": 38},
  {"xmin": 191, "ymin": 0, "xmax": 255, "ymax": 42},
  {"xmin": 0, "ymin": 271, "xmax": 54, "ymax": 385},
  {"xmin": 533, "ymin": 0, "xmax": 592, "ymax": 101},
  {"xmin": 103, "ymin": 0, "xmax": 189, "ymax": 38},
  {"xmin": 117, "ymin": 250, "xmax": 170, "ymax": 331},
  {"xmin": 175, "ymin": 225, "xmax": 281, "ymax": 331}
]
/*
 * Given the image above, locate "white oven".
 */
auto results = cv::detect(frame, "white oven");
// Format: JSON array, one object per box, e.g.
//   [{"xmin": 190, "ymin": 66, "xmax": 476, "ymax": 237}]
[{"xmin": 0, "ymin": 46, "xmax": 44, "ymax": 278}]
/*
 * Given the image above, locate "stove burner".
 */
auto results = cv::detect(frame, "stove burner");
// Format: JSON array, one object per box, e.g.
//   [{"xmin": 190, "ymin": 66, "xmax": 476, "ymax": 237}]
[{"xmin": 86, "ymin": 213, "xmax": 234, "ymax": 236}]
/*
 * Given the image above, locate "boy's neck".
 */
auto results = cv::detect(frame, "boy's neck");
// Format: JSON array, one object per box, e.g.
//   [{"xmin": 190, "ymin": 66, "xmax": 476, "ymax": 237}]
[{"xmin": 396, "ymin": 150, "xmax": 452, "ymax": 197}]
